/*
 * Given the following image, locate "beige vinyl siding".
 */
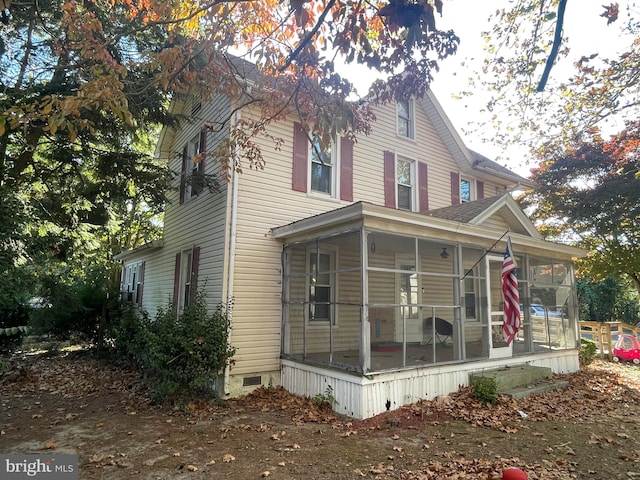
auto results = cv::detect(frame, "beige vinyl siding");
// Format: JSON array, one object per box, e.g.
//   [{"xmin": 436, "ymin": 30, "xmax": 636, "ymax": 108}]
[
  {"xmin": 285, "ymin": 240, "xmax": 361, "ymax": 355},
  {"xmin": 214, "ymin": 99, "xmax": 523, "ymax": 377},
  {"xmin": 140, "ymin": 94, "xmax": 232, "ymax": 316},
  {"xmin": 481, "ymin": 214, "xmax": 511, "ymax": 232},
  {"xmin": 229, "ymin": 113, "xmax": 356, "ymax": 374},
  {"xmin": 352, "ymin": 102, "xmax": 463, "ymax": 210},
  {"xmin": 480, "ymin": 179, "xmax": 510, "ymax": 197}
]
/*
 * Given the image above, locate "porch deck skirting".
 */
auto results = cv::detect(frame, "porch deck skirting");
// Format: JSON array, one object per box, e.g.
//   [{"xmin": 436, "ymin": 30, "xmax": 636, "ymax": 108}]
[{"xmin": 281, "ymin": 351, "xmax": 579, "ymax": 419}]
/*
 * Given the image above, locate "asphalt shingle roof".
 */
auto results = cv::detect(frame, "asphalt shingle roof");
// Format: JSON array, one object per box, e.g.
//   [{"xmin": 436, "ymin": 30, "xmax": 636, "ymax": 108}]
[{"xmin": 426, "ymin": 195, "xmax": 504, "ymax": 223}]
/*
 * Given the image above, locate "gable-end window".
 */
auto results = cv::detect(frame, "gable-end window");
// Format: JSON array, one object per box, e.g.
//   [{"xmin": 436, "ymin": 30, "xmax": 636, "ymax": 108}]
[
  {"xmin": 122, "ymin": 261, "xmax": 145, "ymax": 304},
  {"xmin": 460, "ymin": 178, "xmax": 474, "ymax": 203},
  {"xmin": 307, "ymin": 249, "xmax": 335, "ymax": 324},
  {"xmin": 180, "ymin": 130, "xmax": 207, "ymax": 203},
  {"xmin": 188, "ymin": 134, "xmax": 201, "ymax": 198},
  {"xmin": 397, "ymin": 99, "xmax": 414, "ymax": 139},
  {"xmin": 397, "ymin": 157, "xmax": 415, "ymax": 211},
  {"xmin": 310, "ymin": 135, "xmax": 334, "ymax": 195}
]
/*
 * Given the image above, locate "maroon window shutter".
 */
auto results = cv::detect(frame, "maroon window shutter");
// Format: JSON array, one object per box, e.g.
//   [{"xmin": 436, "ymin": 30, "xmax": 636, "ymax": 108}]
[
  {"xmin": 190, "ymin": 246, "xmax": 200, "ymax": 305},
  {"xmin": 179, "ymin": 145, "xmax": 188, "ymax": 204},
  {"xmin": 477, "ymin": 180, "xmax": 484, "ymax": 200},
  {"xmin": 383, "ymin": 151, "xmax": 396, "ymax": 208},
  {"xmin": 450, "ymin": 171, "xmax": 460, "ymax": 205},
  {"xmin": 172, "ymin": 253, "xmax": 181, "ymax": 311},
  {"xmin": 292, "ymin": 122, "xmax": 308, "ymax": 192},
  {"xmin": 418, "ymin": 161, "xmax": 429, "ymax": 213},
  {"xmin": 340, "ymin": 137, "xmax": 354, "ymax": 201},
  {"xmin": 137, "ymin": 262, "xmax": 145, "ymax": 304}
]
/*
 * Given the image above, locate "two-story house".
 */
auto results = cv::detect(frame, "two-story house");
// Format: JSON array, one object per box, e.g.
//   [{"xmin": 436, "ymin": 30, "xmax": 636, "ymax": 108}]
[{"xmin": 116, "ymin": 69, "xmax": 585, "ymax": 419}]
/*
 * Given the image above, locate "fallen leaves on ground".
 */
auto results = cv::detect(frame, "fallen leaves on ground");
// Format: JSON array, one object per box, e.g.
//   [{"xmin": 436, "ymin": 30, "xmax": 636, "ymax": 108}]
[
  {"xmin": 2, "ymin": 351, "xmax": 640, "ymax": 479},
  {"xmin": 352, "ymin": 360, "xmax": 640, "ymax": 434}
]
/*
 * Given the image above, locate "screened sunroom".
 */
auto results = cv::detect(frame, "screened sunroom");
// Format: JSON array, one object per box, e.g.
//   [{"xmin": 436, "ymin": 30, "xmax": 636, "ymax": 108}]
[{"xmin": 273, "ymin": 199, "xmax": 584, "ymax": 418}]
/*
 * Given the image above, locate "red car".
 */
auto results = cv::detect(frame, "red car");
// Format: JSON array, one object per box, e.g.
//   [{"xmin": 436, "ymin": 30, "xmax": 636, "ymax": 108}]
[{"xmin": 612, "ymin": 334, "xmax": 640, "ymax": 364}]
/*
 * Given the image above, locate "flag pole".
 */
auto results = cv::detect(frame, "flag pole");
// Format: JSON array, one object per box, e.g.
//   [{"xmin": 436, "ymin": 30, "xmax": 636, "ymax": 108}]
[{"xmin": 460, "ymin": 229, "xmax": 510, "ymax": 282}]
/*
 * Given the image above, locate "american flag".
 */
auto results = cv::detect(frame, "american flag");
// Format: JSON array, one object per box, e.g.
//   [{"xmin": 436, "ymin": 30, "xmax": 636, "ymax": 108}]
[{"xmin": 502, "ymin": 237, "xmax": 521, "ymax": 345}]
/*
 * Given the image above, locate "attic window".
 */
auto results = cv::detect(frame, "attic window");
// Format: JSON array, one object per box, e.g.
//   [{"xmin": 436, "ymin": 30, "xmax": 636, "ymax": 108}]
[
  {"xmin": 191, "ymin": 101, "xmax": 202, "ymax": 115},
  {"xmin": 397, "ymin": 100, "xmax": 414, "ymax": 139}
]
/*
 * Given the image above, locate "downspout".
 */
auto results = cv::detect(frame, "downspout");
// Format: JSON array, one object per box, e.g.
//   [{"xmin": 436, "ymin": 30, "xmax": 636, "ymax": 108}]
[{"xmin": 223, "ymin": 109, "xmax": 240, "ymax": 396}]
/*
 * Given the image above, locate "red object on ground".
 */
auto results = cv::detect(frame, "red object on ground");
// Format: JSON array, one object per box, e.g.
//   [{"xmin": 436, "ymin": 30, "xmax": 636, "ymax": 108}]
[
  {"xmin": 612, "ymin": 334, "xmax": 640, "ymax": 364},
  {"xmin": 502, "ymin": 467, "xmax": 528, "ymax": 480}
]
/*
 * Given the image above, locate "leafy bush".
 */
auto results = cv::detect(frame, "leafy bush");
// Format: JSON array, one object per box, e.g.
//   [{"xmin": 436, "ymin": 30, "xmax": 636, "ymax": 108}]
[
  {"xmin": 579, "ymin": 338, "xmax": 598, "ymax": 366},
  {"xmin": 470, "ymin": 375, "xmax": 498, "ymax": 404},
  {"xmin": 312, "ymin": 385, "xmax": 338, "ymax": 409},
  {"xmin": 111, "ymin": 293, "xmax": 236, "ymax": 404},
  {"xmin": 0, "ymin": 301, "xmax": 30, "ymax": 356},
  {"xmin": 29, "ymin": 266, "xmax": 110, "ymax": 344}
]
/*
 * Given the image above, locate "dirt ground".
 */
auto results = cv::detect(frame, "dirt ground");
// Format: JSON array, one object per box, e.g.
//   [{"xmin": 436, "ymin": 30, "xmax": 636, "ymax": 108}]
[{"xmin": 1, "ymin": 350, "xmax": 640, "ymax": 480}]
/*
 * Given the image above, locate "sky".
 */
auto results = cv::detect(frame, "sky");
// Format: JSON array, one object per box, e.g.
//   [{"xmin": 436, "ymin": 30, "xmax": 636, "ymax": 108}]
[{"xmin": 343, "ymin": 1, "xmax": 634, "ymax": 177}]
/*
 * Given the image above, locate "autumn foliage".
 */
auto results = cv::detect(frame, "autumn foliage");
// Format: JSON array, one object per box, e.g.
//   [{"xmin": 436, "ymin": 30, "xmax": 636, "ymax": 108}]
[{"xmin": 524, "ymin": 121, "xmax": 640, "ymax": 294}]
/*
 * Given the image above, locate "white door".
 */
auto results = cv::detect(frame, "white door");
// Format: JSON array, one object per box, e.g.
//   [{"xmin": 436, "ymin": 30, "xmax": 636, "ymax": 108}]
[
  {"xmin": 487, "ymin": 256, "xmax": 512, "ymax": 358},
  {"xmin": 395, "ymin": 259, "xmax": 422, "ymax": 343}
]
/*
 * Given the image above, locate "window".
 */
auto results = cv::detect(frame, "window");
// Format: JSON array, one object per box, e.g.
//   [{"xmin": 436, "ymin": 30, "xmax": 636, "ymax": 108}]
[
  {"xmin": 180, "ymin": 131, "xmax": 206, "ymax": 203},
  {"xmin": 188, "ymin": 134, "xmax": 203, "ymax": 198},
  {"xmin": 182, "ymin": 249, "xmax": 193, "ymax": 308},
  {"xmin": 464, "ymin": 268, "xmax": 478, "ymax": 320},
  {"xmin": 460, "ymin": 178, "xmax": 473, "ymax": 203},
  {"xmin": 122, "ymin": 261, "xmax": 144, "ymax": 304},
  {"xmin": 292, "ymin": 123, "xmax": 354, "ymax": 200},
  {"xmin": 397, "ymin": 157, "xmax": 414, "ymax": 211},
  {"xmin": 399, "ymin": 265, "xmax": 419, "ymax": 320},
  {"xmin": 310, "ymin": 134, "xmax": 334, "ymax": 194},
  {"xmin": 308, "ymin": 250, "xmax": 335, "ymax": 323},
  {"xmin": 397, "ymin": 99, "xmax": 414, "ymax": 139},
  {"xmin": 173, "ymin": 246, "xmax": 200, "ymax": 313}
]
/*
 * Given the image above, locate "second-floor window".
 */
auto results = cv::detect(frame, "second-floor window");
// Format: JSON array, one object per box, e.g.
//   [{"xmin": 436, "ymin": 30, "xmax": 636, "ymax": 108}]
[
  {"xmin": 460, "ymin": 178, "xmax": 473, "ymax": 203},
  {"xmin": 384, "ymin": 151, "xmax": 428, "ymax": 212},
  {"xmin": 292, "ymin": 122, "xmax": 353, "ymax": 201},
  {"xmin": 397, "ymin": 99, "xmax": 414, "ymax": 139},
  {"xmin": 310, "ymin": 135, "xmax": 334, "ymax": 195},
  {"xmin": 180, "ymin": 129, "xmax": 206, "ymax": 204},
  {"xmin": 188, "ymin": 134, "xmax": 204, "ymax": 198},
  {"xmin": 397, "ymin": 157, "xmax": 414, "ymax": 211}
]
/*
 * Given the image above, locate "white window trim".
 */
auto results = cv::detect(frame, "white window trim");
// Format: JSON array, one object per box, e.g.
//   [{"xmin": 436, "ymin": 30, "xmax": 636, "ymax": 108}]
[
  {"xmin": 179, "ymin": 249, "xmax": 194, "ymax": 312},
  {"xmin": 460, "ymin": 177, "xmax": 474, "ymax": 203},
  {"xmin": 122, "ymin": 261, "xmax": 144, "ymax": 304},
  {"xmin": 396, "ymin": 99, "xmax": 415, "ymax": 140},
  {"xmin": 305, "ymin": 246, "xmax": 339, "ymax": 327},
  {"xmin": 185, "ymin": 133, "xmax": 202, "ymax": 200},
  {"xmin": 308, "ymin": 135, "xmax": 340, "ymax": 198},
  {"xmin": 463, "ymin": 266, "xmax": 481, "ymax": 323},
  {"xmin": 396, "ymin": 155, "xmax": 417, "ymax": 212},
  {"xmin": 395, "ymin": 254, "xmax": 422, "ymax": 320}
]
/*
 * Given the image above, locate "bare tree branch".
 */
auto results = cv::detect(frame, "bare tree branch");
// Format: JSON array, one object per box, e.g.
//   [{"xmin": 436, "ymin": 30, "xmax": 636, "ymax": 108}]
[
  {"xmin": 536, "ymin": 0, "xmax": 568, "ymax": 92},
  {"xmin": 280, "ymin": 0, "xmax": 337, "ymax": 71}
]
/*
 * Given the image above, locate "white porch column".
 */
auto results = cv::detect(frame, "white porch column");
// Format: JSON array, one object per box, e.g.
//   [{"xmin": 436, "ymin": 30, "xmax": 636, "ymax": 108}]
[{"xmin": 360, "ymin": 227, "xmax": 370, "ymax": 371}]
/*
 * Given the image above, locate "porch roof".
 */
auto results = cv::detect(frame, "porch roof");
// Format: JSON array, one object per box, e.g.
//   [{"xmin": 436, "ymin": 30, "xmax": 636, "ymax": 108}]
[
  {"xmin": 270, "ymin": 199, "xmax": 587, "ymax": 259},
  {"xmin": 113, "ymin": 239, "xmax": 164, "ymax": 262}
]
